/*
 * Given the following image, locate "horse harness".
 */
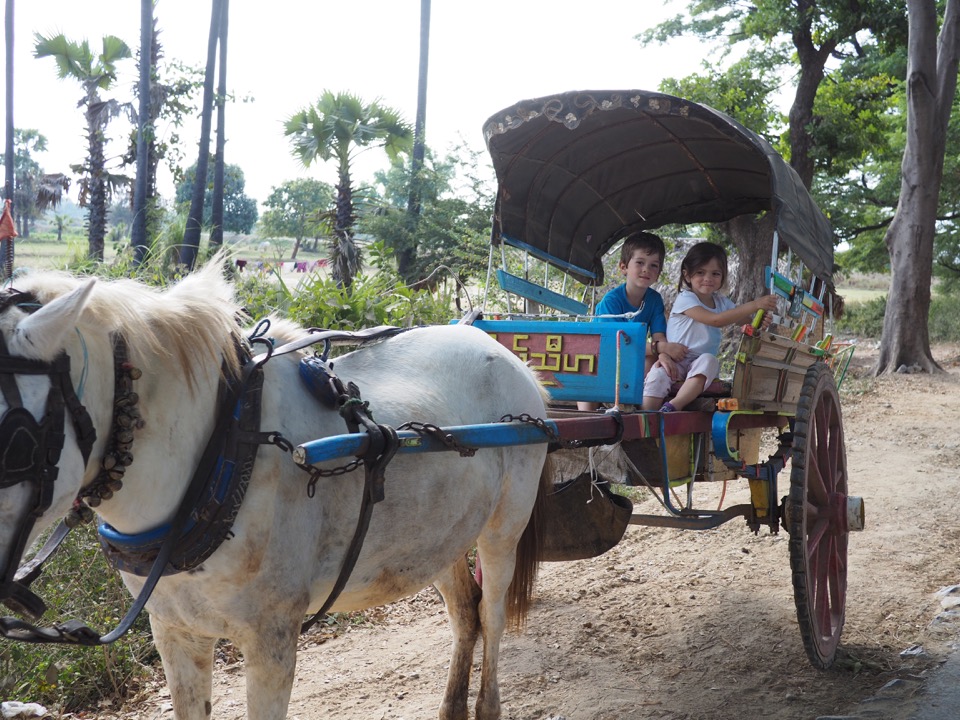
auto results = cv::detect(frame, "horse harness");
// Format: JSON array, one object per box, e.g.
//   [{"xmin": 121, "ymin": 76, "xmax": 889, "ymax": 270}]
[
  {"xmin": 0, "ymin": 301, "xmax": 407, "ymax": 645},
  {"xmin": 0, "ymin": 289, "xmax": 96, "ymax": 623}
]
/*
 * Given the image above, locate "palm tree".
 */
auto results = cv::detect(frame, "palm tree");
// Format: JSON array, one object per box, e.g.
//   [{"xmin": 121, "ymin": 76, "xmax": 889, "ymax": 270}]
[
  {"xmin": 35, "ymin": 32, "xmax": 132, "ymax": 262},
  {"xmin": 182, "ymin": 0, "xmax": 224, "ymax": 270},
  {"xmin": 131, "ymin": 0, "xmax": 153, "ymax": 264},
  {"xmin": 403, "ymin": 0, "xmax": 431, "ymax": 283},
  {"xmin": 52, "ymin": 211, "xmax": 72, "ymax": 242},
  {"xmin": 4, "ymin": 0, "xmax": 15, "ymax": 279},
  {"xmin": 285, "ymin": 91, "xmax": 412, "ymax": 287},
  {"xmin": 210, "ymin": 0, "xmax": 230, "ymax": 248}
]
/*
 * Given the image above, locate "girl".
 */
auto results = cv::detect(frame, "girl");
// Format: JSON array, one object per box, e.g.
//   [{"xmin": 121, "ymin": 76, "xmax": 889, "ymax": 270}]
[{"xmin": 642, "ymin": 242, "xmax": 778, "ymax": 412}]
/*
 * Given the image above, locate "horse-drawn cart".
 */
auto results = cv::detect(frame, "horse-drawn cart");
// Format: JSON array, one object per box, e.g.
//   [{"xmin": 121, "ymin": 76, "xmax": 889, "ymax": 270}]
[
  {"xmin": 298, "ymin": 89, "xmax": 864, "ymax": 670},
  {"xmin": 0, "ymin": 90, "xmax": 863, "ymax": 720}
]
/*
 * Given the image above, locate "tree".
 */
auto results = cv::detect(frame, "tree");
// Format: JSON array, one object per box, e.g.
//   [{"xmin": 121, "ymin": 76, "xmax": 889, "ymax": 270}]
[
  {"xmin": 122, "ymin": 34, "xmax": 205, "ymax": 258},
  {"xmin": 285, "ymin": 90, "xmax": 413, "ymax": 287},
  {"xmin": 364, "ymin": 145, "xmax": 492, "ymax": 287},
  {"xmin": 131, "ymin": 0, "xmax": 152, "ymax": 262},
  {"xmin": 175, "ymin": 159, "xmax": 257, "ymax": 234},
  {"xmin": 0, "ymin": 133, "xmax": 71, "ymax": 238},
  {"xmin": 52, "ymin": 211, "xmax": 72, "ymax": 242},
  {"xmin": 876, "ymin": 0, "xmax": 960, "ymax": 375},
  {"xmin": 403, "ymin": 0, "xmax": 431, "ymax": 281},
  {"xmin": 259, "ymin": 178, "xmax": 334, "ymax": 259},
  {"xmin": 35, "ymin": 32, "xmax": 132, "ymax": 261},
  {"xmin": 640, "ymin": 1, "xmax": 907, "ymax": 302},
  {"xmin": 210, "ymin": 0, "xmax": 229, "ymax": 248},
  {"xmin": 182, "ymin": 0, "xmax": 225, "ymax": 269},
  {"xmin": 3, "ymin": 0, "xmax": 13, "ymax": 277}
]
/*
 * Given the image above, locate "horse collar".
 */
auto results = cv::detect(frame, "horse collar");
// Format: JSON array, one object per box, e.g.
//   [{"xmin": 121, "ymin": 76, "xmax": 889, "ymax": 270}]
[
  {"xmin": 66, "ymin": 335, "xmax": 142, "ymax": 526},
  {"xmin": 98, "ymin": 346, "xmax": 266, "ymax": 577}
]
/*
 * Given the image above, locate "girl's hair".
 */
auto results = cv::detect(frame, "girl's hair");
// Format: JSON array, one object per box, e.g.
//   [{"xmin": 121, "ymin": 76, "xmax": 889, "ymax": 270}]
[{"xmin": 678, "ymin": 241, "xmax": 728, "ymax": 292}]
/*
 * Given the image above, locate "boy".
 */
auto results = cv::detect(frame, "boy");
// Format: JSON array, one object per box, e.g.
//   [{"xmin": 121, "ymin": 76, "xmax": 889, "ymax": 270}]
[{"xmin": 578, "ymin": 232, "xmax": 687, "ymax": 410}]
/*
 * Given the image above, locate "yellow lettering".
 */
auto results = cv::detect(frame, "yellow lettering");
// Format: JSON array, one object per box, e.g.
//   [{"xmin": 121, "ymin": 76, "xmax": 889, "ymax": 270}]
[
  {"xmin": 563, "ymin": 354, "xmax": 597, "ymax": 374},
  {"xmin": 546, "ymin": 335, "xmax": 562, "ymax": 352}
]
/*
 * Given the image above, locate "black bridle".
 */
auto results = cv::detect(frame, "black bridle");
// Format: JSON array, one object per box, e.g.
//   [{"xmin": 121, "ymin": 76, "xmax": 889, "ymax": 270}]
[{"xmin": 0, "ymin": 289, "xmax": 96, "ymax": 620}]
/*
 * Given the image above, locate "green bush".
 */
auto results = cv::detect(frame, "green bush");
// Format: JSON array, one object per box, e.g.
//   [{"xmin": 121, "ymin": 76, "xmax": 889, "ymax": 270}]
[
  {"xmin": 835, "ymin": 296, "xmax": 887, "ymax": 338},
  {"xmin": 0, "ymin": 525, "xmax": 156, "ymax": 712},
  {"xmin": 929, "ymin": 293, "xmax": 960, "ymax": 342},
  {"xmin": 833, "ymin": 292, "xmax": 960, "ymax": 342},
  {"xmin": 234, "ymin": 242, "xmax": 458, "ymax": 331}
]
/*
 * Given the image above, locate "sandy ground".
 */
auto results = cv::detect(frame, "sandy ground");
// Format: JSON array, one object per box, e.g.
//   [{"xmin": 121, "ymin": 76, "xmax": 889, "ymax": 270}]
[{"xmin": 107, "ymin": 342, "xmax": 960, "ymax": 720}]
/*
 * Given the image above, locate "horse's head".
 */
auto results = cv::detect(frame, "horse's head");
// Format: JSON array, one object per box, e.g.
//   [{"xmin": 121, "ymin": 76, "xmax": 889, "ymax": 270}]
[{"xmin": 0, "ymin": 279, "xmax": 97, "ymax": 617}]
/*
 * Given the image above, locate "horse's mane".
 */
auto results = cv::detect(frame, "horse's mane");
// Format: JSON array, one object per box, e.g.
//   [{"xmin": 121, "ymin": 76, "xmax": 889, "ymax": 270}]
[{"xmin": 16, "ymin": 259, "xmax": 247, "ymax": 389}]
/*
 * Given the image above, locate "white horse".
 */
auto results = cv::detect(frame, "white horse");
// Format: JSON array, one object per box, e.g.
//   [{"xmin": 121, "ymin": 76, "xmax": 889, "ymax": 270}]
[{"xmin": 0, "ymin": 262, "xmax": 552, "ymax": 720}]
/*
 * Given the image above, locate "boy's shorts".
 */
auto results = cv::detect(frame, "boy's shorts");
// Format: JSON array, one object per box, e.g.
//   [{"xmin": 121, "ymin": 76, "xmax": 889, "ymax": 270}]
[{"xmin": 644, "ymin": 353, "xmax": 721, "ymax": 398}]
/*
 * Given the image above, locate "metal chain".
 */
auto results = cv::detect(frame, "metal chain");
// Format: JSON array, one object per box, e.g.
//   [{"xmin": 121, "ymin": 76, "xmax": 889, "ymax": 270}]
[
  {"xmin": 301, "ymin": 458, "xmax": 365, "ymax": 498},
  {"xmin": 498, "ymin": 412, "xmax": 584, "ymax": 449},
  {"xmin": 398, "ymin": 421, "xmax": 477, "ymax": 457}
]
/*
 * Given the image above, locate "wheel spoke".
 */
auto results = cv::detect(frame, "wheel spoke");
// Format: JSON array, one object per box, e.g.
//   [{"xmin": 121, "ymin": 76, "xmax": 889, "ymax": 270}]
[
  {"xmin": 813, "ymin": 537, "xmax": 832, "ymax": 631},
  {"xmin": 806, "ymin": 516, "xmax": 829, "ymax": 556}
]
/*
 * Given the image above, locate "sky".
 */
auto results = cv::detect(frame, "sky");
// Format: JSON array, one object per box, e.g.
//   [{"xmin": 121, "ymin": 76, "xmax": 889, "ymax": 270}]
[{"xmin": 2, "ymin": 0, "xmax": 707, "ymax": 209}]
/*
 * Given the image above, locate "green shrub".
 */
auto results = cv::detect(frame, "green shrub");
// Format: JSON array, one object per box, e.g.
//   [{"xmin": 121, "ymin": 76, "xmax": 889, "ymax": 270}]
[
  {"xmin": 834, "ymin": 295, "xmax": 887, "ymax": 338},
  {"xmin": 929, "ymin": 293, "xmax": 960, "ymax": 342},
  {"xmin": 833, "ymin": 292, "xmax": 960, "ymax": 342},
  {"xmin": 235, "ymin": 242, "xmax": 458, "ymax": 331},
  {"xmin": 0, "ymin": 525, "xmax": 156, "ymax": 712}
]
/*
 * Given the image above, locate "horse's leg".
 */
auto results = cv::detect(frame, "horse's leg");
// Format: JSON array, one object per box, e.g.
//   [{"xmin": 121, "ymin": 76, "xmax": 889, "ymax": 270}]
[
  {"xmin": 471, "ymin": 540, "xmax": 517, "ymax": 720},
  {"xmin": 234, "ymin": 616, "xmax": 301, "ymax": 720},
  {"xmin": 151, "ymin": 619, "xmax": 217, "ymax": 720},
  {"xmin": 433, "ymin": 554, "xmax": 481, "ymax": 720}
]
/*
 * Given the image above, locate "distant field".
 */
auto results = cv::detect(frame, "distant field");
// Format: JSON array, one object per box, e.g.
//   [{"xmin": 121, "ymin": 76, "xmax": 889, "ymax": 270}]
[{"xmin": 838, "ymin": 287, "xmax": 886, "ymax": 304}]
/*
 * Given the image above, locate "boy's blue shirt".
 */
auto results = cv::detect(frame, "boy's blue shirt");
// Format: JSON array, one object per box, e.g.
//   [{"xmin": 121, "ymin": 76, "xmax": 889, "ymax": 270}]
[{"xmin": 594, "ymin": 284, "xmax": 667, "ymax": 335}]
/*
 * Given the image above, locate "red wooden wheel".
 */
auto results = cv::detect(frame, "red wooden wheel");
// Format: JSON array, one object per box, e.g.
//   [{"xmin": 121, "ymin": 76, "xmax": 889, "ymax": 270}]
[{"xmin": 787, "ymin": 362, "xmax": 849, "ymax": 669}]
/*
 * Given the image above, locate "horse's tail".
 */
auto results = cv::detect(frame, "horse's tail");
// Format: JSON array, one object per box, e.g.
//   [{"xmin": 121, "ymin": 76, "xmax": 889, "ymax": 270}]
[{"xmin": 506, "ymin": 453, "xmax": 553, "ymax": 630}]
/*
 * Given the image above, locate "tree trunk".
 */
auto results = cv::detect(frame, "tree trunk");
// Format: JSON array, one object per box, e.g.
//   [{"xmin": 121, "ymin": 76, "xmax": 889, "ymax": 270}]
[
  {"xmin": 131, "ymin": 0, "xmax": 153, "ymax": 265},
  {"xmin": 181, "ymin": 0, "xmax": 222, "ymax": 270},
  {"xmin": 722, "ymin": 213, "xmax": 776, "ymax": 305},
  {"xmin": 876, "ymin": 0, "xmax": 960, "ymax": 375},
  {"xmin": 333, "ymin": 171, "xmax": 356, "ymax": 288},
  {"xmin": 400, "ymin": 0, "xmax": 430, "ymax": 282},
  {"xmin": 3, "ymin": 0, "xmax": 14, "ymax": 279},
  {"xmin": 87, "ymin": 117, "xmax": 108, "ymax": 262},
  {"xmin": 210, "ymin": 0, "xmax": 228, "ymax": 248},
  {"xmin": 787, "ymin": 0, "xmax": 835, "ymax": 188}
]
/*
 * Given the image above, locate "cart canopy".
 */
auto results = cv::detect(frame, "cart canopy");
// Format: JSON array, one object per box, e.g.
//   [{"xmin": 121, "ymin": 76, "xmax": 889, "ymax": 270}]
[{"xmin": 483, "ymin": 89, "xmax": 834, "ymax": 287}]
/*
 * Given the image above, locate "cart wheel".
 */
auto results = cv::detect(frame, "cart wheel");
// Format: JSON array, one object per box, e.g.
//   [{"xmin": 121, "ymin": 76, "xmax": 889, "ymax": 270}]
[{"xmin": 788, "ymin": 362, "xmax": 848, "ymax": 669}]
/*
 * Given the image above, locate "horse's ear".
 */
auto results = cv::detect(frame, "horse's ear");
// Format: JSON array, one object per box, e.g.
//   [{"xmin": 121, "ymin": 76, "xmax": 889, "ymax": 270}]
[{"xmin": 11, "ymin": 279, "xmax": 97, "ymax": 360}]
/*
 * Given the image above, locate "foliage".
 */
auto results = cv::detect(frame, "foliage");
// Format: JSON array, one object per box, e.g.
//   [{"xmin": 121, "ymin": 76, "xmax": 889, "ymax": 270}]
[
  {"xmin": 259, "ymin": 178, "xmax": 335, "ymax": 257},
  {"xmin": 175, "ymin": 159, "xmax": 259, "ymax": 234},
  {"xmin": 834, "ymin": 296, "xmax": 887, "ymax": 338},
  {"xmin": 233, "ymin": 242, "xmax": 456, "ymax": 330},
  {"xmin": 834, "ymin": 292, "xmax": 960, "ymax": 343},
  {"xmin": 362, "ymin": 144, "xmax": 493, "ymax": 286},
  {"xmin": 0, "ymin": 525, "xmax": 156, "ymax": 711},
  {"xmin": 34, "ymin": 32, "xmax": 134, "ymax": 262},
  {"xmin": 0, "ymin": 129, "xmax": 70, "ymax": 238},
  {"xmin": 284, "ymin": 90, "xmax": 413, "ymax": 287},
  {"xmin": 659, "ymin": 49, "xmax": 787, "ymax": 146}
]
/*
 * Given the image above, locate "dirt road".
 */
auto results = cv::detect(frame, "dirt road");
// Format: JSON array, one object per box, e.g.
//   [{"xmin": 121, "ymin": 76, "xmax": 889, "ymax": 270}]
[{"xmin": 119, "ymin": 343, "xmax": 960, "ymax": 720}]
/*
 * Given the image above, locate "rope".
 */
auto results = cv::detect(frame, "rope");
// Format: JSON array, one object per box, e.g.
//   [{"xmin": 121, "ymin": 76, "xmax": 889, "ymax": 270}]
[{"xmin": 613, "ymin": 329, "xmax": 625, "ymax": 409}]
